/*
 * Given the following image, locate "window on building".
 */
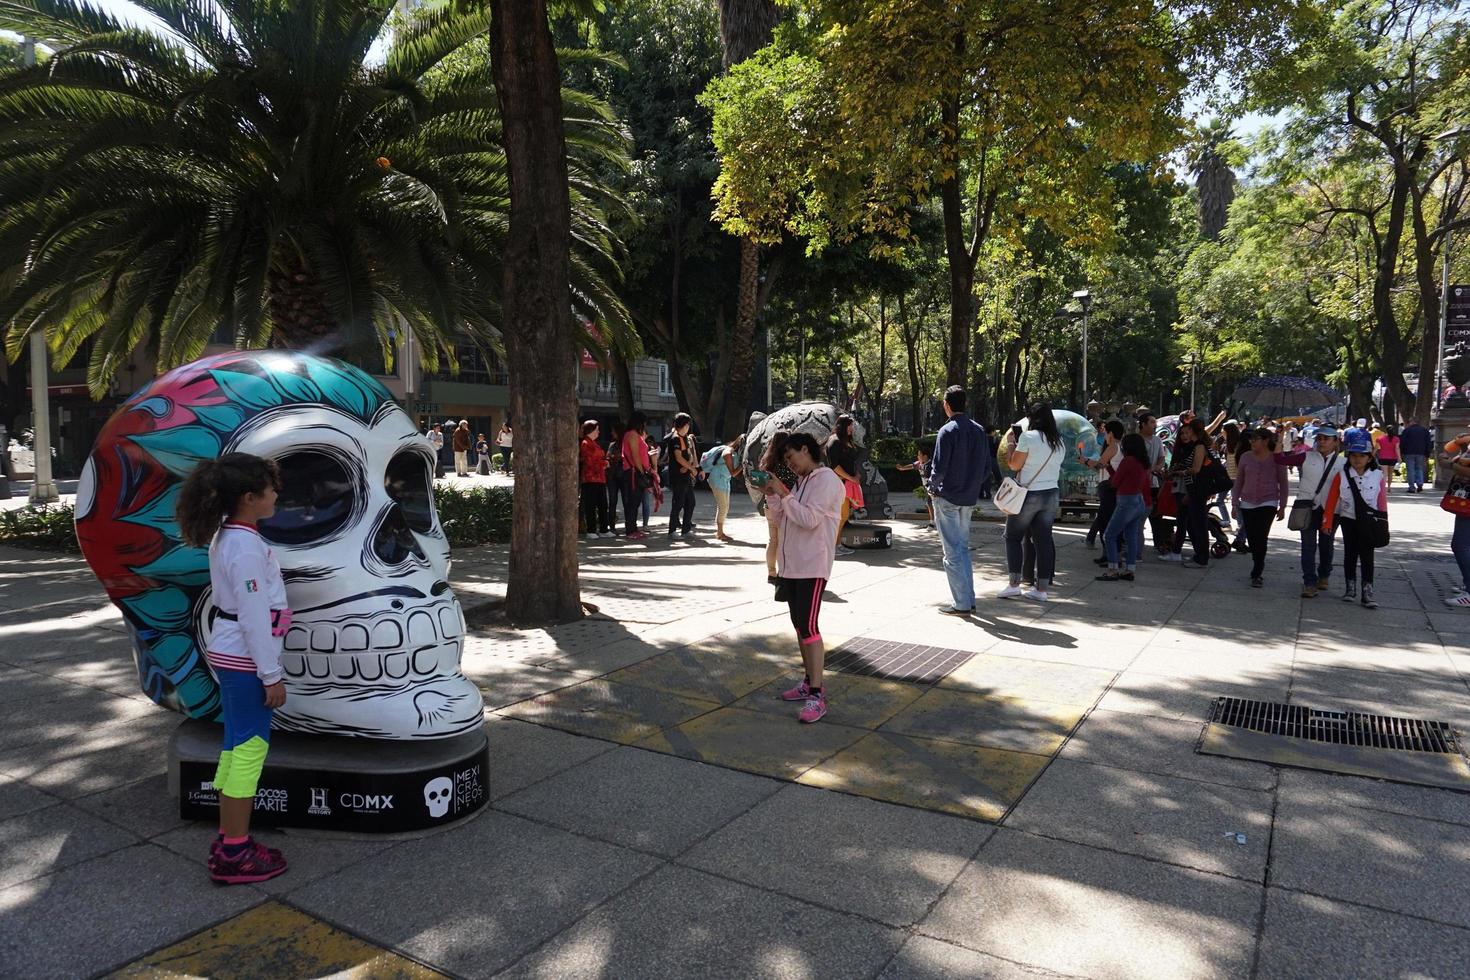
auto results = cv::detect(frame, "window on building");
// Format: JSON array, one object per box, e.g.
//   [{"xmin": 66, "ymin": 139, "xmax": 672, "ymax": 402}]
[
  {"xmin": 657, "ymin": 362, "xmax": 674, "ymax": 397},
  {"xmin": 431, "ymin": 341, "xmax": 508, "ymax": 385},
  {"xmin": 597, "ymin": 369, "xmax": 614, "ymax": 393}
]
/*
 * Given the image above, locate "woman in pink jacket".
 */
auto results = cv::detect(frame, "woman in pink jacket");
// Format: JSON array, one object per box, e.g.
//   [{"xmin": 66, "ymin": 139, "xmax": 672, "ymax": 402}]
[{"xmin": 761, "ymin": 431, "xmax": 845, "ymax": 723}]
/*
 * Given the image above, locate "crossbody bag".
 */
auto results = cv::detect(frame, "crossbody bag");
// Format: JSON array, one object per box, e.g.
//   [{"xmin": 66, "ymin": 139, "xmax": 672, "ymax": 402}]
[
  {"xmin": 1288, "ymin": 452, "xmax": 1337, "ymax": 532},
  {"xmin": 994, "ymin": 444, "xmax": 1057, "ymax": 517}
]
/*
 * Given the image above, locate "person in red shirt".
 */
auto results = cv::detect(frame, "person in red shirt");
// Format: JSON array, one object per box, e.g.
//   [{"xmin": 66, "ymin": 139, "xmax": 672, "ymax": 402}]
[
  {"xmin": 579, "ymin": 420, "xmax": 610, "ymax": 538},
  {"xmin": 1097, "ymin": 433, "xmax": 1154, "ymax": 581}
]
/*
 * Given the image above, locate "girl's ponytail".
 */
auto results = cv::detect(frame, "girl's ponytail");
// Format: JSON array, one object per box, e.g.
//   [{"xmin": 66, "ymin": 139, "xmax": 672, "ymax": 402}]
[{"xmin": 175, "ymin": 453, "xmax": 280, "ymax": 547}]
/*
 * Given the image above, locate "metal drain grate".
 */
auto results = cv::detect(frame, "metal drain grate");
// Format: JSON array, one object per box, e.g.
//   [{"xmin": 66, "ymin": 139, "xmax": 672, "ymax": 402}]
[
  {"xmin": 1208, "ymin": 697, "xmax": 1461, "ymax": 754},
  {"xmin": 1199, "ymin": 697, "xmax": 1470, "ymax": 790},
  {"xmin": 825, "ymin": 637, "xmax": 973, "ymax": 684}
]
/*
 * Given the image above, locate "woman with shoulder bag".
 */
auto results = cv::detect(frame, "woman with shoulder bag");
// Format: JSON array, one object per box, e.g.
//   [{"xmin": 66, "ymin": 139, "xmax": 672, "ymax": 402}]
[
  {"xmin": 1165, "ymin": 418, "xmax": 1213, "ymax": 568},
  {"xmin": 1322, "ymin": 429, "xmax": 1387, "ymax": 608},
  {"xmin": 1231, "ymin": 429, "xmax": 1289, "ymax": 588},
  {"xmin": 1442, "ymin": 431, "xmax": 1470, "ymax": 607},
  {"xmin": 998, "ymin": 403, "xmax": 1065, "ymax": 602}
]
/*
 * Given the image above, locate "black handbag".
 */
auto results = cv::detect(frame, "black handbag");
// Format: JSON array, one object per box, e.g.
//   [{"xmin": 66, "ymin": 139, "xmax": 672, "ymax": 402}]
[
  {"xmin": 773, "ymin": 576, "xmax": 792, "ymax": 602},
  {"xmin": 1344, "ymin": 471, "xmax": 1389, "ymax": 548}
]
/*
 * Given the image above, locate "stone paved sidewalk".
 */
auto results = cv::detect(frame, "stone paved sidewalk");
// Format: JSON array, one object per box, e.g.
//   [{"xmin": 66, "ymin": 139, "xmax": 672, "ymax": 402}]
[{"xmin": 1, "ymin": 485, "xmax": 1468, "ymax": 978}]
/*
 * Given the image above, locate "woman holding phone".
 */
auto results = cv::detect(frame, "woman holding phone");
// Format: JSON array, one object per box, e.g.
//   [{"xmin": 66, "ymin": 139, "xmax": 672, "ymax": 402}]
[{"xmin": 762, "ymin": 432, "xmax": 845, "ymax": 724}]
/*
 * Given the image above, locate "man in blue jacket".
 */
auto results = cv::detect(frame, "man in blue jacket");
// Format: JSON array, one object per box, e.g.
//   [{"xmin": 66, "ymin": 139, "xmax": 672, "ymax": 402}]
[
  {"xmin": 930, "ymin": 386, "xmax": 991, "ymax": 614},
  {"xmin": 1399, "ymin": 419, "xmax": 1432, "ymax": 492}
]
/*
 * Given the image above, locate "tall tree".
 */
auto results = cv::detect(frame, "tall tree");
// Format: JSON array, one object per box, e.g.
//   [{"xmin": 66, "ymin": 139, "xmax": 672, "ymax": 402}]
[
  {"xmin": 490, "ymin": 0, "xmax": 582, "ymax": 622},
  {"xmin": 1187, "ymin": 120, "xmax": 1242, "ymax": 241},
  {"xmin": 713, "ymin": 0, "xmax": 779, "ymax": 437}
]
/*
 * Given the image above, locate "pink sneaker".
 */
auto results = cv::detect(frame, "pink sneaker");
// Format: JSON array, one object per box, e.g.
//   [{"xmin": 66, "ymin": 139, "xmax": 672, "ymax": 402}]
[
  {"xmin": 798, "ymin": 692, "xmax": 827, "ymax": 724},
  {"xmin": 208, "ymin": 838, "xmax": 288, "ymax": 885},
  {"xmin": 779, "ymin": 679, "xmax": 811, "ymax": 701}
]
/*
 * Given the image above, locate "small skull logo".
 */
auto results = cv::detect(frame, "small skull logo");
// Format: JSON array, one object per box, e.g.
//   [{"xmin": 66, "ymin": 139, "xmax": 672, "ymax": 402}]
[{"xmin": 423, "ymin": 776, "xmax": 453, "ymax": 818}]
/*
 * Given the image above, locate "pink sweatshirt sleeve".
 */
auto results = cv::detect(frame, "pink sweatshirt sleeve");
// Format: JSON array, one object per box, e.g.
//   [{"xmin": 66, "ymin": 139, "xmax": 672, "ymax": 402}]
[{"xmin": 771, "ymin": 471, "xmax": 844, "ymax": 529}]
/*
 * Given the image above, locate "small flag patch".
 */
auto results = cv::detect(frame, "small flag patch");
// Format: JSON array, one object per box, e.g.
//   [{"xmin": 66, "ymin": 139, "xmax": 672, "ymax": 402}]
[{"xmin": 245, "ymin": 580, "xmax": 258, "ymax": 593}]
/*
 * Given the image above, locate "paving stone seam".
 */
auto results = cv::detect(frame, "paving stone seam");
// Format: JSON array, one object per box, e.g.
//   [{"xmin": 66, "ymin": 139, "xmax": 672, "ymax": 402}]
[
  {"xmin": 880, "ymin": 932, "xmax": 1093, "ymax": 980},
  {"xmin": 1246, "ymin": 768, "xmax": 1282, "ymax": 980},
  {"xmin": 271, "ymin": 896, "xmax": 468, "ymax": 980},
  {"xmin": 1043, "ymin": 749, "xmax": 1282, "ymax": 795},
  {"xmin": 89, "ymin": 892, "xmax": 279, "ymax": 980},
  {"xmin": 998, "ymin": 824, "xmax": 1271, "ymax": 887},
  {"xmin": 8, "ymin": 659, "xmax": 155, "ymax": 707},
  {"xmin": 1265, "ymin": 883, "xmax": 1470, "ymax": 936},
  {"xmin": 488, "ymin": 749, "xmax": 800, "ymax": 977}
]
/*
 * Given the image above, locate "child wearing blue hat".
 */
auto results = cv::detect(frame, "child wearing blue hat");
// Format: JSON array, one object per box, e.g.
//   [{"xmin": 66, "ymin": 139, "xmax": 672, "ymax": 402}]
[{"xmin": 1321, "ymin": 429, "xmax": 1387, "ymax": 608}]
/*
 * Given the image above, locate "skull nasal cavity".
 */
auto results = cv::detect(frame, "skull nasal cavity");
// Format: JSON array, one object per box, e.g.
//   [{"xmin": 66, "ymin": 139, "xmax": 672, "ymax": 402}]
[{"xmin": 372, "ymin": 503, "xmax": 427, "ymax": 565}]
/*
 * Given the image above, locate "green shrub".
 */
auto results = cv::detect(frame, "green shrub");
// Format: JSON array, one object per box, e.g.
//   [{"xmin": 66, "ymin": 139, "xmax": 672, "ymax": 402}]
[
  {"xmin": 0, "ymin": 504, "xmax": 81, "ymax": 553},
  {"xmin": 433, "ymin": 484, "xmax": 513, "ymax": 548},
  {"xmin": 869, "ymin": 436, "xmax": 916, "ymax": 466}
]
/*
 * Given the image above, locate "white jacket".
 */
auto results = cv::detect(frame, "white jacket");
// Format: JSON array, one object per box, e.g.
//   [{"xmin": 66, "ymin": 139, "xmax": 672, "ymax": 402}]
[
  {"xmin": 1292, "ymin": 450, "xmax": 1344, "ymax": 509},
  {"xmin": 207, "ymin": 523, "xmax": 288, "ymax": 683}
]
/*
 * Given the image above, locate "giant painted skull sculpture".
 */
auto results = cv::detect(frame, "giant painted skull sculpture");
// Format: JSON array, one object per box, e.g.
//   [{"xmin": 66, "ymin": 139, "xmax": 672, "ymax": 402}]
[
  {"xmin": 76, "ymin": 350, "xmax": 483, "ymax": 740},
  {"xmin": 742, "ymin": 402, "xmax": 888, "ymax": 513}
]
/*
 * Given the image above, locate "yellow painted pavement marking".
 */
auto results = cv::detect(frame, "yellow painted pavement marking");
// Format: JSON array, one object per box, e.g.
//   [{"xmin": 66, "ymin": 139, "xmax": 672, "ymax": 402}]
[
  {"xmin": 496, "ymin": 678, "xmax": 720, "ymax": 744},
  {"xmin": 110, "ymin": 901, "xmax": 443, "ymax": 979},
  {"xmin": 637, "ymin": 705, "xmax": 867, "ymax": 781},
  {"xmin": 800, "ymin": 731, "xmax": 1051, "ymax": 822},
  {"xmin": 735, "ymin": 672, "xmax": 928, "ymax": 728},
  {"xmin": 881, "ymin": 687, "xmax": 1087, "ymax": 755}
]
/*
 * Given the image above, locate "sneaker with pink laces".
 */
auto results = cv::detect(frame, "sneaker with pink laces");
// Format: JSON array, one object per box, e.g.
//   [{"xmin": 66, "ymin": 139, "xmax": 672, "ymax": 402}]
[
  {"xmin": 209, "ymin": 837, "xmax": 288, "ymax": 885},
  {"xmin": 798, "ymin": 691, "xmax": 827, "ymax": 723},
  {"xmin": 780, "ymin": 679, "xmax": 811, "ymax": 701}
]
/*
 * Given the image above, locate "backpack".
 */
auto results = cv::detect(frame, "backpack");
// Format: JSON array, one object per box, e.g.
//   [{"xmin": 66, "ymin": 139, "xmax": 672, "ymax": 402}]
[
  {"xmin": 1197, "ymin": 450, "xmax": 1234, "ymax": 496},
  {"xmin": 700, "ymin": 444, "xmax": 726, "ymax": 473}
]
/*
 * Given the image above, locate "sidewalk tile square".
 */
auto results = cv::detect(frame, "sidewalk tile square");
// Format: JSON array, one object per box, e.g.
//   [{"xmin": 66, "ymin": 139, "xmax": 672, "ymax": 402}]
[
  {"xmin": 1096, "ymin": 671, "xmax": 1289, "ymax": 723},
  {"xmin": 1007, "ymin": 759, "xmax": 1273, "ymax": 880},
  {"xmin": 0, "ymin": 773, "xmax": 58, "ymax": 821},
  {"xmin": 1271, "ymin": 795, "xmax": 1470, "ymax": 928},
  {"xmin": 497, "ymin": 679, "xmax": 719, "ymax": 744},
  {"xmin": 880, "ymin": 688, "xmax": 1085, "ymax": 755},
  {"xmin": 460, "ymin": 656, "xmax": 582, "ymax": 711},
  {"xmin": 637, "ymin": 706, "xmax": 866, "ymax": 781},
  {"xmin": 290, "ymin": 811, "xmax": 660, "ymax": 978},
  {"xmin": 880, "ymin": 935, "xmax": 1066, "ymax": 979},
  {"xmin": 538, "ymin": 635, "xmax": 665, "ymax": 677},
  {"xmin": 0, "ymin": 844, "xmax": 259, "ymax": 979},
  {"xmin": 734, "ymin": 672, "xmax": 926, "ymax": 728},
  {"xmin": 1277, "ymin": 767, "xmax": 1470, "ymax": 827},
  {"xmin": 682, "ymin": 783, "xmax": 990, "ymax": 926},
  {"xmin": 918, "ymin": 828, "xmax": 1262, "ymax": 979},
  {"xmin": 498, "ymin": 865, "xmax": 903, "ymax": 979},
  {"xmin": 603, "ymin": 647, "xmax": 788, "ymax": 704},
  {"xmin": 1255, "ymin": 888, "xmax": 1470, "ymax": 979},
  {"xmin": 498, "ymin": 746, "xmax": 778, "ymax": 856},
  {"xmin": 799, "ymin": 731, "xmax": 1049, "ymax": 821},
  {"xmin": 1058, "ymin": 708, "xmax": 1277, "ymax": 790},
  {"xmin": 110, "ymin": 900, "xmax": 445, "ymax": 979},
  {"xmin": 0, "ymin": 710, "xmax": 176, "ymax": 799},
  {"xmin": 485, "ymin": 716, "xmax": 617, "ymax": 800},
  {"xmin": 73, "ymin": 773, "xmax": 189, "ymax": 839},
  {"xmin": 0, "ymin": 687, "xmax": 159, "ymax": 754},
  {"xmin": 154, "ymin": 822, "xmax": 396, "ymax": 896},
  {"xmin": 0, "ymin": 802, "xmax": 140, "ymax": 889},
  {"xmin": 939, "ymin": 652, "xmax": 1117, "ymax": 706}
]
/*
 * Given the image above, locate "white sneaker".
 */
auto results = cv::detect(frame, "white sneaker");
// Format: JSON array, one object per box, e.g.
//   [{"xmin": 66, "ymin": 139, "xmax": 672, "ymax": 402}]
[
  {"xmin": 1446, "ymin": 592, "xmax": 1470, "ymax": 608},
  {"xmin": 1023, "ymin": 588, "xmax": 1049, "ymax": 603},
  {"xmin": 998, "ymin": 584, "xmax": 1024, "ymax": 599}
]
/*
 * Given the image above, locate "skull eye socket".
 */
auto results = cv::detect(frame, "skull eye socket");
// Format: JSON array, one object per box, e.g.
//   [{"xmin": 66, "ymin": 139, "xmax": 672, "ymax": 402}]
[
  {"xmin": 259, "ymin": 450, "xmax": 355, "ymax": 545},
  {"xmin": 386, "ymin": 450, "xmax": 435, "ymax": 533}
]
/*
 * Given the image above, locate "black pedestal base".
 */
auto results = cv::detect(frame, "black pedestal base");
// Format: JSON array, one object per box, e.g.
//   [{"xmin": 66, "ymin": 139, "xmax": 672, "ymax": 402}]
[
  {"xmin": 842, "ymin": 522, "xmax": 892, "ymax": 549},
  {"xmin": 168, "ymin": 719, "xmax": 489, "ymax": 832}
]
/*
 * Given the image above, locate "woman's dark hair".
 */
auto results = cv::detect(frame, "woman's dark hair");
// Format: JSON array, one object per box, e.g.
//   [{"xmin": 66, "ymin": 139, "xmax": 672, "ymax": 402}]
[
  {"xmin": 628, "ymin": 411, "xmax": 646, "ymax": 434},
  {"xmin": 1026, "ymin": 403, "xmax": 1062, "ymax": 449},
  {"xmin": 176, "ymin": 453, "xmax": 281, "ymax": 548},
  {"xmin": 783, "ymin": 431, "xmax": 825, "ymax": 465},
  {"xmin": 833, "ymin": 414, "xmax": 855, "ymax": 445},
  {"xmin": 581, "ymin": 420, "xmax": 599, "ymax": 437},
  {"xmin": 1223, "ymin": 423, "xmax": 1241, "ymax": 455},
  {"xmin": 1386, "ymin": 424, "xmax": 1398, "ymax": 437},
  {"xmin": 726, "ymin": 433, "xmax": 746, "ymax": 451},
  {"xmin": 760, "ymin": 429, "xmax": 791, "ymax": 471},
  {"xmin": 1103, "ymin": 420, "xmax": 1124, "ymax": 442},
  {"xmin": 1120, "ymin": 433, "xmax": 1149, "ymax": 469}
]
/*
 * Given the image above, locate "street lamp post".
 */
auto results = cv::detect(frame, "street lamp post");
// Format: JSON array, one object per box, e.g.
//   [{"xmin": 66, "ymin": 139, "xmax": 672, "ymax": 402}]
[
  {"xmin": 1185, "ymin": 351, "xmax": 1199, "ymax": 412},
  {"xmin": 1072, "ymin": 289, "xmax": 1093, "ymax": 399},
  {"xmin": 23, "ymin": 35, "xmax": 58, "ymax": 505}
]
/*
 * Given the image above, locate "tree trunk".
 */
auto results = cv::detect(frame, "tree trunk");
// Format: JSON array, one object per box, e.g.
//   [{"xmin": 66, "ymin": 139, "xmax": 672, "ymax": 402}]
[
  {"xmin": 491, "ymin": 0, "xmax": 581, "ymax": 624},
  {"xmin": 720, "ymin": 236, "xmax": 760, "ymax": 438},
  {"xmin": 940, "ymin": 166, "xmax": 974, "ymax": 388},
  {"xmin": 1409, "ymin": 186, "xmax": 1441, "ymax": 424},
  {"xmin": 611, "ymin": 349, "xmax": 635, "ymax": 423},
  {"xmin": 268, "ymin": 261, "xmax": 337, "ymax": 348}
]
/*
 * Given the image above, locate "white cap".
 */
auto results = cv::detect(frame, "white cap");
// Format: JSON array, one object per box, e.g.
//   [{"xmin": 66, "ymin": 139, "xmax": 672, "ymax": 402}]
[{"xmin": 1356, "ymin": 418, "xmax": 1368, "ymax": 427}]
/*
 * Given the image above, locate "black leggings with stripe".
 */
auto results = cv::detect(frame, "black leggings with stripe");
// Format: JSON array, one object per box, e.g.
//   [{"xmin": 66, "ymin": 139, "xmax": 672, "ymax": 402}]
[{"xmin": 785, "ymin": 577, "xmax": 827, "ymax": 645}]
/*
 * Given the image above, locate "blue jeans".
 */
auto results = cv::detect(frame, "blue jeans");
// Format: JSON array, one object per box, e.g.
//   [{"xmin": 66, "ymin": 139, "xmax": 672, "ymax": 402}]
[
  {"xmin": 1005, "ymin": 488, "xmax": 1059, "ymax": 584},
  {"xmin": 1299, "ymin": 507, "xmax": 1335, "ymax": 586},
  {"xmin": 1104, "ymin": 493, "xmax": 1147, "ymax": 569},
  {"xmin": 933, "ymin": 498, "xmax": 975, "ymax": 610},
  {"xmin": 1453, "ymin": 516, "xmax": 1470, "ymax": 592},
  {"xmin": 1404, "ymin": 454, "xmax": 1427, "ymax": 489}
]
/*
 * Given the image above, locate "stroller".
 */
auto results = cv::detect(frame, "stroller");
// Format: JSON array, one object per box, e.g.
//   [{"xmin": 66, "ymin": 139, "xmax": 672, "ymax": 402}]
[{"xmin": 1155, "ymin": 478, "xmax": 1232, "ymax": 559}]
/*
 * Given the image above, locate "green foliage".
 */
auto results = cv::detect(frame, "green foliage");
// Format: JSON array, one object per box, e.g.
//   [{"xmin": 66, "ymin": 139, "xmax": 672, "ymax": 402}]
[
  {"xmin": 0, "ymin": 0, "xmax": 635, "ymax": 393},
  {"xmin": 0, "ymin": 505, "xmax": 80, "ymax": 553},
  {"xmin": 433, "ymin": 484, "xmax": 513, "ymax": 548},
  {"xmin": 868, "ymin": 436, "xmax": 916, "ymax": 466}
]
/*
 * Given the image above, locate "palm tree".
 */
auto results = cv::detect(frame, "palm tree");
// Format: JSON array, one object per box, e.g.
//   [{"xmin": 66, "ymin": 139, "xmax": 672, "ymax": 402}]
[
  {"xmin": 1187, "ymin": 119, "xmax": 1241, "ymax": 242},
  {"xmin": 0, "ymin": 0, "xmax": 631, "ymax": 394},
  {"xmin": 714, "ymin": 0, "xmax": 778, "ymax": 437}
]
